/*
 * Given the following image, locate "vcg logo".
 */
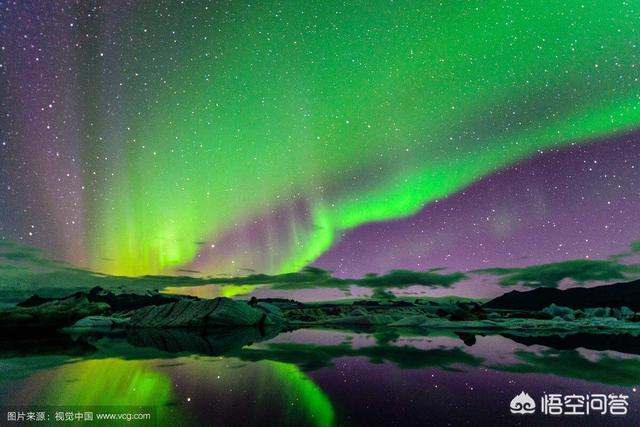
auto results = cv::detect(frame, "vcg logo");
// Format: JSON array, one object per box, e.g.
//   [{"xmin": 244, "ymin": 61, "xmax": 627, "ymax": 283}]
[{"xmin": 510, "ymin": 391, "xmax": 536, "ymax": 414}]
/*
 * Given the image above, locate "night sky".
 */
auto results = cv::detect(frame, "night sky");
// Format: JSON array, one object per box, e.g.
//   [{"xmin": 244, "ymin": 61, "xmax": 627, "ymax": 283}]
[
  {"xmin": 1, "ymin": 0, "xmax": 640, "ymax": 295},
  {"xmin": 315, "ymin": 133, "xmax": 640, "ymax": 276}
]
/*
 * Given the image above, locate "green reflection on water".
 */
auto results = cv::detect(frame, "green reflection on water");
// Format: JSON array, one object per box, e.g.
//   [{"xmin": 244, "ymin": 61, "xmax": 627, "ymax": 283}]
[
  {"xmin": 267, "ymin": 362, "xmax": 335, "ymax": 427},
  {"xmin": 1, "ymin": 355, "xmax": 335, "ymax": 427},
  {"xmin": 6, "ymin": 327, "xmax": 640, "ymax": 426}
]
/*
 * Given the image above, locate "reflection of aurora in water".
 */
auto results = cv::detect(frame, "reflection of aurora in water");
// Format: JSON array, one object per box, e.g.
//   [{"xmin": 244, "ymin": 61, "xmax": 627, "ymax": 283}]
[
  {"xmin": 3, "ymin": 329, "xmax": 640, "ymax": 426},
  {"xmin": 0, "ymin": 358, "xmax": 179, "ymax": 421},
  {"xmin": 0, "ymin": 355, "xmax": 334, "ymax": 427}
]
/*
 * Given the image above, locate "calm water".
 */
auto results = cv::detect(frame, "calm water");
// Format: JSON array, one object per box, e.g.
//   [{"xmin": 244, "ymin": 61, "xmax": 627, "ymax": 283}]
[{"xmin": 1, "ymin": 327, "xmax": 639, "ymax": 426}]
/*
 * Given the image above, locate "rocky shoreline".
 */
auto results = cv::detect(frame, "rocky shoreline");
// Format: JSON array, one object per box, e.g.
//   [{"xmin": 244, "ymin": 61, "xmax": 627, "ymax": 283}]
[{"xmin": 4, "ymin": 281, "xmax": 640, "ymax": 336}]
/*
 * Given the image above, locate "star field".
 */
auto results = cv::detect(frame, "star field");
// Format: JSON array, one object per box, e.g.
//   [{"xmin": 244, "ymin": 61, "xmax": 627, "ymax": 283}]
[{"xmin": 1, "ymin": 0, "xmax": 639, "ymax": 284}]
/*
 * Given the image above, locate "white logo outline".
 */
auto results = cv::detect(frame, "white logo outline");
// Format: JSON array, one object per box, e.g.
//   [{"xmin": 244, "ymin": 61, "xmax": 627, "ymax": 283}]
[{"xmin": 510, "ymin": 391, "xmax": 536, "ymax": 414}]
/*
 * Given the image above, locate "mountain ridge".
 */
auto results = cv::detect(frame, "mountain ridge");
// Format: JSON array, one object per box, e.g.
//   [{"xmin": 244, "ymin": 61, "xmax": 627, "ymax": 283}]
[{"xmin": 484, "ymin": 279, "xmax": 640, "ymax": 311}]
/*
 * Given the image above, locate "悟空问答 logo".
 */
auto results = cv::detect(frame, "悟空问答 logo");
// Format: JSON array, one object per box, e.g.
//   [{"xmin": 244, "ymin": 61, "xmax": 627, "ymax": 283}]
[{"xmin": 510, "ymin": 391, "xmax": 536, "ymax": 414}]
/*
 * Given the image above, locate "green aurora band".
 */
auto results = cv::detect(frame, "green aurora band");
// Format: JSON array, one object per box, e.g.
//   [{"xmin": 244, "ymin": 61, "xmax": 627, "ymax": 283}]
[{"xmin": 83, "ymin": 0, "xmax": 640, "ymax": 275}]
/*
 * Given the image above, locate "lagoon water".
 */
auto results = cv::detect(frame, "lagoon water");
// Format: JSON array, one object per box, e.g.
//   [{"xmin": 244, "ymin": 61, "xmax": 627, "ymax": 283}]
[{"xmin": 1, "ymin": 328, "xmax": 639, "ymax": 426}]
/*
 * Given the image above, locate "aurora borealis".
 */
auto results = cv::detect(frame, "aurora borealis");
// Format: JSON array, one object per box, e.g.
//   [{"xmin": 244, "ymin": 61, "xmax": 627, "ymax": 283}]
[
  {"xmin": 1, "ymin": 0, "xmax": 639, "ymax": 284},
  {"xmin": 4, "ymin": 3, "xmax": 640, "ymax": 427}
]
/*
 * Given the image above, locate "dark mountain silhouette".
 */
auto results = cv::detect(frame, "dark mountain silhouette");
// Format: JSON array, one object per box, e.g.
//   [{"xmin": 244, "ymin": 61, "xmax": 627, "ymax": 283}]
[
  {"xmin": 484, "ymin": 279, "xmax": 640, "ymax": 311},
  {"xmin": 17, "ymin": 286, "xmax": 189, "ymax": 311}
]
